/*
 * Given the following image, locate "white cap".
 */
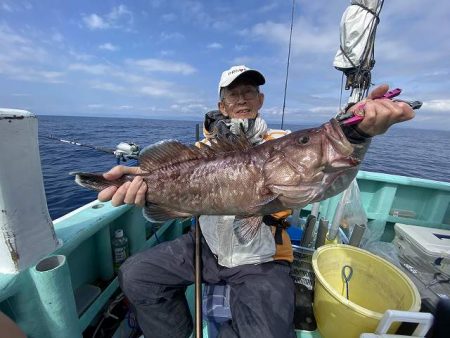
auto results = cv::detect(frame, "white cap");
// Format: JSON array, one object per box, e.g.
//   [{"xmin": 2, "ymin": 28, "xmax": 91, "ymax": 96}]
[
  {"xmin": 115, "ymin": 229, "xmax": 123, "ymax": 238},
  {"xmin": 218, "ymin": 65, "xmax": 265, "ymax": 96}
]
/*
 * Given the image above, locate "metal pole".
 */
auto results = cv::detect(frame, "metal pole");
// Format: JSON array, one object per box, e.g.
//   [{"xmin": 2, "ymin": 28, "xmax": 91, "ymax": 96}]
[
  {"xmin": 194, "ymin": 216, "xmax": 203, "ymax": 338},
  {"xmin": 194, "ymin": 123, "xmax": 203, "ymax": 338},
  {"xmin": 195, "ymin": 123, "xmax": 200, "ymax": 143}
]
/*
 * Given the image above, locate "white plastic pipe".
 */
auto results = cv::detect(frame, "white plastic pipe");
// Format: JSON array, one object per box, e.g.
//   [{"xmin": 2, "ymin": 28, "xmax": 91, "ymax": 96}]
[{"xmin": 0, "ymin": 109, "xmax": 58, "ymax": 273}]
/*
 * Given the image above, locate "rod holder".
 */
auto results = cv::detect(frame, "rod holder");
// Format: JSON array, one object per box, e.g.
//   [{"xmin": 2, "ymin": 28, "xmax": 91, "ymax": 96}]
[{"xmin": 30, "ymin": 255, "xmax": 82, "ymax": 338}]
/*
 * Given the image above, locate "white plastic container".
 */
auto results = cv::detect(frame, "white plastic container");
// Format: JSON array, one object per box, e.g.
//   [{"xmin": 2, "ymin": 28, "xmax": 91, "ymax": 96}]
[
  {"xmin": 393, "ymin": 223, "xmax": 450, "ymax": 274},
  {"xmin": 359, "ymin": 309, "xmax": 433, "ymax": 338},
  {"xmin": 0, "ymin": 109, "xmax": 58, "ymax": 273}
]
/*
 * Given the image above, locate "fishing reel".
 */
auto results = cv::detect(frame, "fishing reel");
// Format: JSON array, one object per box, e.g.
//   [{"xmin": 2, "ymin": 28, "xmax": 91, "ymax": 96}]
[{"xmin": 114, "ymin": 142, "xmax": 141, "ymax": 163}]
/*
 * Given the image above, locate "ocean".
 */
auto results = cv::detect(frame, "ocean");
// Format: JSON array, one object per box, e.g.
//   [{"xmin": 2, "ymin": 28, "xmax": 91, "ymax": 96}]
[{"xmin": 37, "ymin": 115, "xmax": 450, "ymax": 220}]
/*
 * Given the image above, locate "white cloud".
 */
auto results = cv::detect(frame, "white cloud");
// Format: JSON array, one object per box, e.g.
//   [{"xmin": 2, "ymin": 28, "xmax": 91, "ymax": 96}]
[
  {"xmin": 0, "ymin": 64, "xmax": 64, "ymax": 83},
  {"xmin": 1, "ymin": 3, "xmax": 13, "ymax": 12},
  {"xmin": 160, "ymin": 31, "xmax": 184, "ymax": 41},
  {"xmin": 0, "ymin": 24, "xmax": 48, "ymax": 63},
  {"xmin": 67, "ymin": 59, "xmax": 190, "ymax": 100},
  {"xmin": 68, "ymin": 49, "xmax": 94, "ymax": 61},
  {"xmin": 11, "ymin": 93, "xmax": 30, "ymax": 97},
  {"xmin": 0, "ymin": 2, "xmax": 32, "ymax": 12},
  {"xmin": 160, "ymin": 50, "xmax": 175, "ymax": 57},
  {"xmin": 170, "ymin": 102, "xmax": 209, "ymax": 114},
  {"xmin": 231, "ymin": 56, "xmax": 253, "ymax": 65},
  {"xmin": 68, "ymin": 63, "xmax": 111, "ymax": 75},
  {"xmin": 258, "ymin": 2, "xmax": 279, "ymax": 13},
  {"xmin": 423, "ymin": 99, "xmax": 450, "ymax": 112},
  {"xmin": 91, "ymin": 81, "xmax": 125, "ymax": 93},
  {"xmin": 162, "ymin": 13, "xmax": 177, "ymax": 22},
  {"xmin": 118, "ymin": 105, "xmax": 133, "ymax": 110},
  {"xmin": 234, "ymin": 44, "xmax": 248, "ymax": 52},
  {"xmin": 83, "ymin": 14, "xmax": 108, "ymax": 30},
  {"xmin": 87, "ymin": 104, "xmax": 105, "ymax": 109},
  {"xmin": 207, "ymin": 42, "xmax": 222, "ymax": 49},
  {"xmin": 82, "ymin": 5, "xmax": 133, "ymax": 31},
  {"xmin": 99, "ymin": 43, "xmax": 119, "ymax": 51},
  {"xmin": 52, "ymin": 32, "xmax": 64, "ymax": 43},
  {"xmin": 245, "ymin": 19, "xmax": 336, "ymax": 56},
  {"xmin": 140, "ymin": 86, "xmax": 174, "ymax": 97},
  {"xmin": 127, "ymin": 58, "xmax": 196, "ymax": 75},
  {"xmin": 0, "ymin": 25, "xmax": 64, "ymax": 83}
]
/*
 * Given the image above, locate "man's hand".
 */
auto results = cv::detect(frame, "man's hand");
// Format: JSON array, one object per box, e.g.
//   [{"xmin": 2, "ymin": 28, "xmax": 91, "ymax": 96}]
[
  {"xmin": 350, "ymin": 84, "xmax": 415, "ymax": 136},
  {"xmin": 98, "ymin": 166, "xmax": 147, "ymax": 207}
]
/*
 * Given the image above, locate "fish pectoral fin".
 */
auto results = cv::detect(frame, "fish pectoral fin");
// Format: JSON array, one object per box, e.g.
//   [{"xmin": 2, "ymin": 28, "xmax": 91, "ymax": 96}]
[
  {"xmin": 143, "ymin": 203, "xmax": 193, "ymax": 222},
  {"xmin": 233, "ymin": 216, "xmax": 263, "ymax": 245},
  {"xmin": 245, "ymin": 193, "xmax": 279, "ymax": 214}
]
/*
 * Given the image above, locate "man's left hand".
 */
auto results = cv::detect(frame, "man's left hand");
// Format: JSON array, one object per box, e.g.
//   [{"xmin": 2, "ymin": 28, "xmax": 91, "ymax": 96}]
[{"xmin": 349, "ymin": 84, "xmax": 415, "ymax": 137}]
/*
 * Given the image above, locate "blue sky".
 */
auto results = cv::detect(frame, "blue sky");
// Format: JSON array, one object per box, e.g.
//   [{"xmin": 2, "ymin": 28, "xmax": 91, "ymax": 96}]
[{"xmin": 1, "ymin": 1, "xmax": 449, "ymax": 130}]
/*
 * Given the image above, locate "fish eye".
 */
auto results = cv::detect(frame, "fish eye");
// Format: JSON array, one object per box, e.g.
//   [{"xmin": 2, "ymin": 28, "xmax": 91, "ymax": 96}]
[{"xmin": 298, "ymin": 136, "xmax": 310, "ymax": 144}]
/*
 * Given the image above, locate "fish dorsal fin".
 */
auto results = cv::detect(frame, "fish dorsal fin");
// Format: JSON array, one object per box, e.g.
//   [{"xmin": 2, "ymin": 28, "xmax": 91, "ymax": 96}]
[
  {"xmin": 139, "ymin": 140, "xmax": 205, "ymax": 172},
  {"xmin": 209, "ymin": 133, "xmax": 252, "ymax": 153},
  {"xmin": 139, "ymin": 136, "xmax": 252, "ymax": 172},
  {"xmin": 143, "ymin": 203, "xmax": 193, "ymax": 222}
]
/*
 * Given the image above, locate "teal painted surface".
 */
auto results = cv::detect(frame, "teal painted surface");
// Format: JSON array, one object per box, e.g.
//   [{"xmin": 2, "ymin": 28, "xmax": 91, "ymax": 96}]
[
  {"xmin": 30, "ymin": 255, "xmax": 81, "ymax": 338},
  {"xmin": 296, "ymin": 330, "xmax": 322, "ymax": 338},
  {"xmin": 94, "ymin": 226, "xmax": 114, "ymax": 281},
  {"xmin": 302, "ymin": 171, "xmax": 450, "ymax": 238},
  {"xmin": 78, "ymin": 278, "xmax": 119, "ymax": 331},
  {"xmin": 0, "ymin": 273, "xmax": 20, "ymax": 302}
]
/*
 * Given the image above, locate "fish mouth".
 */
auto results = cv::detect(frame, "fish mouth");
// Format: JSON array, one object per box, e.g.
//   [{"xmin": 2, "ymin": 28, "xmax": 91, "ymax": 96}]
[
  {"xmin": 323, "ymin": 156, "xmax": 360, "ymax": 173},
  {"xmin": 325, "ymin": 118, "xmax": 354, "ymax": 156},
  {"xmin": 322, "ymin": 118, "xmax": 359, "ymax": 172}
]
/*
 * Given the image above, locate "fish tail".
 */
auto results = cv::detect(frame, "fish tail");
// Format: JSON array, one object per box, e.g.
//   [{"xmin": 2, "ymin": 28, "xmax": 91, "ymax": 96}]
[{"xmin": 71, "ymin": 172, "xmax": 131, "ymax": 192}]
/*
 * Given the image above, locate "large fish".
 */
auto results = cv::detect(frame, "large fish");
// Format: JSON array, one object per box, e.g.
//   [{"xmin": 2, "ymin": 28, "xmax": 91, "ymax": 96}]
[{"xmin": 73, "ymin": 118, "xmax": 360, "ymax": 243}]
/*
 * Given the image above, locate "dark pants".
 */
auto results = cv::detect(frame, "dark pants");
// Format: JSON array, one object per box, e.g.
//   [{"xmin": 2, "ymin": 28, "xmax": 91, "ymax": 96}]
[{"xmin": 118, "ymin": 232, "xmax": 296, "ymax": 338}]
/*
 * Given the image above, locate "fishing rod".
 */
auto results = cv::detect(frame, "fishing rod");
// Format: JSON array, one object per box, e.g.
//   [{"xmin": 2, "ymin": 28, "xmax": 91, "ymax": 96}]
[
  {"xmin": 280, "ymin": 0, "xmax": 296, "ymax": 130},
  {"xmin": 41, "ymin": 135, "xmax": 141, "ymax": 164}
]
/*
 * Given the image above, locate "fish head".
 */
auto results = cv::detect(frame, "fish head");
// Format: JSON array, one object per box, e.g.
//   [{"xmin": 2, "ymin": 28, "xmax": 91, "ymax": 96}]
[
  {"xmin": 264, "ymin": 118, "xmax": 360, "ymax": 209},
  {"xmin": 277, "ymin": 118, "xmax": 359, "ymax": 183}
]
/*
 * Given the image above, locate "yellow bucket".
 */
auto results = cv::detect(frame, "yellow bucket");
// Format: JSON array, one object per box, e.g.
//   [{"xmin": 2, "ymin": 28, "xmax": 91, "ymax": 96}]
[{"xmin": 312, "ymin": 245, "xmax": 420, "ymax": 338}]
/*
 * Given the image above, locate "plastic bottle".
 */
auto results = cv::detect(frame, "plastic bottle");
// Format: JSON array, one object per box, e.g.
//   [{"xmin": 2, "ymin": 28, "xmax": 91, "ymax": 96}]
[{"xmin": 112, "ymin": 229, "xmax": 129, "ymax": 274}]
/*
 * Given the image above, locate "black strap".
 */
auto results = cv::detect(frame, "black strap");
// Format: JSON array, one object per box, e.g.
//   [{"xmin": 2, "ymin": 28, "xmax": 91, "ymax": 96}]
[{"xmin": 262, "ymin": 215, "xmax": 289, "ymax": 245}]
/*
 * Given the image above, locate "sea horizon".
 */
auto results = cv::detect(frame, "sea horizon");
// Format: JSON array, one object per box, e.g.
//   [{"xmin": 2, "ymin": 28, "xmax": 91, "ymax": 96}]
[{"xmin": 36, "ymin": 113, "xmax": 450, "ymax": 133}]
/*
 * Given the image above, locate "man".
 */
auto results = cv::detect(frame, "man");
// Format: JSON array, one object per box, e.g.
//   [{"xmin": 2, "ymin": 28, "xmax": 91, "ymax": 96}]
[{"xmin": 98, "ymin": 65, "xmax": 414, "ymax": 338}]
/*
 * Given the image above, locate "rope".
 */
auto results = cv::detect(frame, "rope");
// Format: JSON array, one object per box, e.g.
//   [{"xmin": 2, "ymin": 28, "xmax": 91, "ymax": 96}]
[{"xmin": 281, "ymin": 0, "xmax": 296, "ymax": 130}]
